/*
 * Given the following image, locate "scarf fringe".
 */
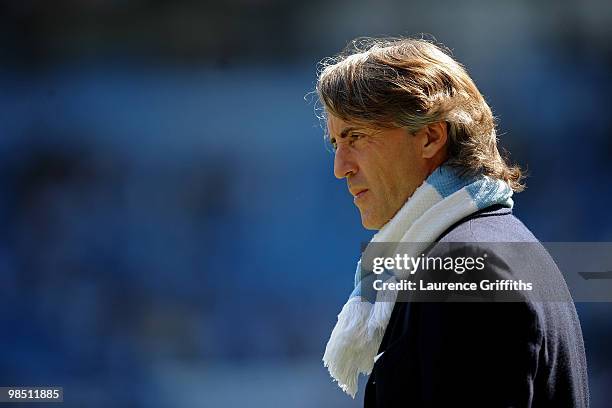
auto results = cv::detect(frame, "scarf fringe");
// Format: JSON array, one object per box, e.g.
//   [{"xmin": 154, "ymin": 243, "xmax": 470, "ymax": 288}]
[{"xmin": 323, "ymin": 280, "xmax": 397, "ymax": 398}]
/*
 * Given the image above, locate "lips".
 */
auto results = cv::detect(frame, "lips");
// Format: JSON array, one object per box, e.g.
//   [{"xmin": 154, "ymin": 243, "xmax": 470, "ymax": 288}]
[{"xmin": 352, "ymin": 189, "xmax": 369, "ymax": 200}]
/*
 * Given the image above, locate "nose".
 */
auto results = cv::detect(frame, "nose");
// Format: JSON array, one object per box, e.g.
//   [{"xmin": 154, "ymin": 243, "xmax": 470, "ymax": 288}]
[{"xmin": 334, "ymin": 144, "xmax": 358, "ymax": 179}]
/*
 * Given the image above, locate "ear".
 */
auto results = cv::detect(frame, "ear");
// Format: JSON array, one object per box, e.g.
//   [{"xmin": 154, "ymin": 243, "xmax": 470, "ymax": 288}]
[{"xmin": 420, "ymin": 122, "xmax": 448, "ymax": 159}]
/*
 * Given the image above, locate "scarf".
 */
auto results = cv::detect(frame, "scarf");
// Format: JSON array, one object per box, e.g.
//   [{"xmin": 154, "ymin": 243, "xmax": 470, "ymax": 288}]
[{"xmin": 323, "ymin": 165, "xmax": 515, "ymax": 397}]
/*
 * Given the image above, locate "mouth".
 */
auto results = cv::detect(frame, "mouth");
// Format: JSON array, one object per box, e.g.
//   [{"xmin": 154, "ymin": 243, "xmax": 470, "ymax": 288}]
[{"xmin": 353, "ymin": 189, "xmax": 369, "ymax": 201}]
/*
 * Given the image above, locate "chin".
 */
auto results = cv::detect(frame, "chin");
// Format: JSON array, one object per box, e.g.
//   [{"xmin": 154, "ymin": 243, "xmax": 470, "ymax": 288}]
[{"xmin": 360, "ymin": 213, "xmax": 384, "ymax": 231}]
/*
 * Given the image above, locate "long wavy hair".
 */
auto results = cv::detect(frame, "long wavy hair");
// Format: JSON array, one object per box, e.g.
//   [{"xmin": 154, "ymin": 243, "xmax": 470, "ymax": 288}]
[{"xmin": 316, "ymin": 37, "xmax": 525, "ymax": 192}]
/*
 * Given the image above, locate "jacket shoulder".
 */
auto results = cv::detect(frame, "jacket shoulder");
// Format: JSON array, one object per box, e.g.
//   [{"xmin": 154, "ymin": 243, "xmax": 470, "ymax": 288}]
[{"xmin": 437, "ymin": 204, "xmax": 539, "ymax": 243}]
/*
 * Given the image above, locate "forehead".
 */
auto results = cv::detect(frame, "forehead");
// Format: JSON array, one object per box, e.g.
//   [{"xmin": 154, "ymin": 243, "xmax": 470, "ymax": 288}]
[{"xmin": 326, "ymin": 114, "xmax": 367, "ymax": 137}]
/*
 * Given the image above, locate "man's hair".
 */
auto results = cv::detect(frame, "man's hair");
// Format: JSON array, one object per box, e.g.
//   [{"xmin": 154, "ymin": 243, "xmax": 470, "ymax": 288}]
[{"xmin": 316, "ymin": 37, "xmax": 525, "ymax": 192}]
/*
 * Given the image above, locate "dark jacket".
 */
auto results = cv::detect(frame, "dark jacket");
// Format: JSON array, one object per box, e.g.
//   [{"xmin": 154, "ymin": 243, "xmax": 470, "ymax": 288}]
[{"xmin": 363, "ymin": 205, "xmax": 589, "ymax": 407}]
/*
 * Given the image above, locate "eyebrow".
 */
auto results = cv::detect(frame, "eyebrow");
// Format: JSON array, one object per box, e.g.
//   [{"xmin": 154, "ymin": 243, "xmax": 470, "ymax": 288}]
[{"xmin": 329, "ymin": 126, "xmax": 362, "ymax": 142}]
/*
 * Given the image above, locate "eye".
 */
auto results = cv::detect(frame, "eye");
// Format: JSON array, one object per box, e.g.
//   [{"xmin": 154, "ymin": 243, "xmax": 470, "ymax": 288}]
[
  {"xmin": 349, "ymin": 133, "xmax": 364, "ymax": 146},
  {"xmin": 328, "ymin": 132, "xmax": 365, "ymax": 152}
]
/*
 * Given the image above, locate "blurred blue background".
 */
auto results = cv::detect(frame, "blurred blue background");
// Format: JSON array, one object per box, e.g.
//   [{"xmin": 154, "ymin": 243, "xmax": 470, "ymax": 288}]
[{"xmin": 1, "ymin": 1, "xmax": 611, "ymax": 407}]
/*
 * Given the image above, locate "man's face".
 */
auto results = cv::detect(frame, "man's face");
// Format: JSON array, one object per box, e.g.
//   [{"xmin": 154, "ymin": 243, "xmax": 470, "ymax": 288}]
[{"xmin": 327, "ymin": 114, "xmax": 430, "ymax": 230}]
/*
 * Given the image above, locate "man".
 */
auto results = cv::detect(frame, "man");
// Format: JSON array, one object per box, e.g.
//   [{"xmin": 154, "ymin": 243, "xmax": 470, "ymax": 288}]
[{"xmin": 317, "ymin": 38, "xmax": 589, "ymax": 407}]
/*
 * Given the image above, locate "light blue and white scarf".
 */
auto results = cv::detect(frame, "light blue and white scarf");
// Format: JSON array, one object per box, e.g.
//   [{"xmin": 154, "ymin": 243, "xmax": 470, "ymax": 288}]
[{"xmin": 323, "ymin": 165, "xmax": 514, "ymax": 397}]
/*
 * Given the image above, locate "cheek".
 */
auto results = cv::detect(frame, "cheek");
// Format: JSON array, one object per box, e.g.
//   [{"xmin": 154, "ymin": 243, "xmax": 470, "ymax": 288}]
[
  {"xmin": 363, "ymin": 155, "xmax": 392, "ymax": 189},
  {"xmin": 385, "ymin": 153, "xmax": 421, "ymax": 197},
  {"xmin": 363, "ymin": 141, "xmax": 418, "ymax": 196}
]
